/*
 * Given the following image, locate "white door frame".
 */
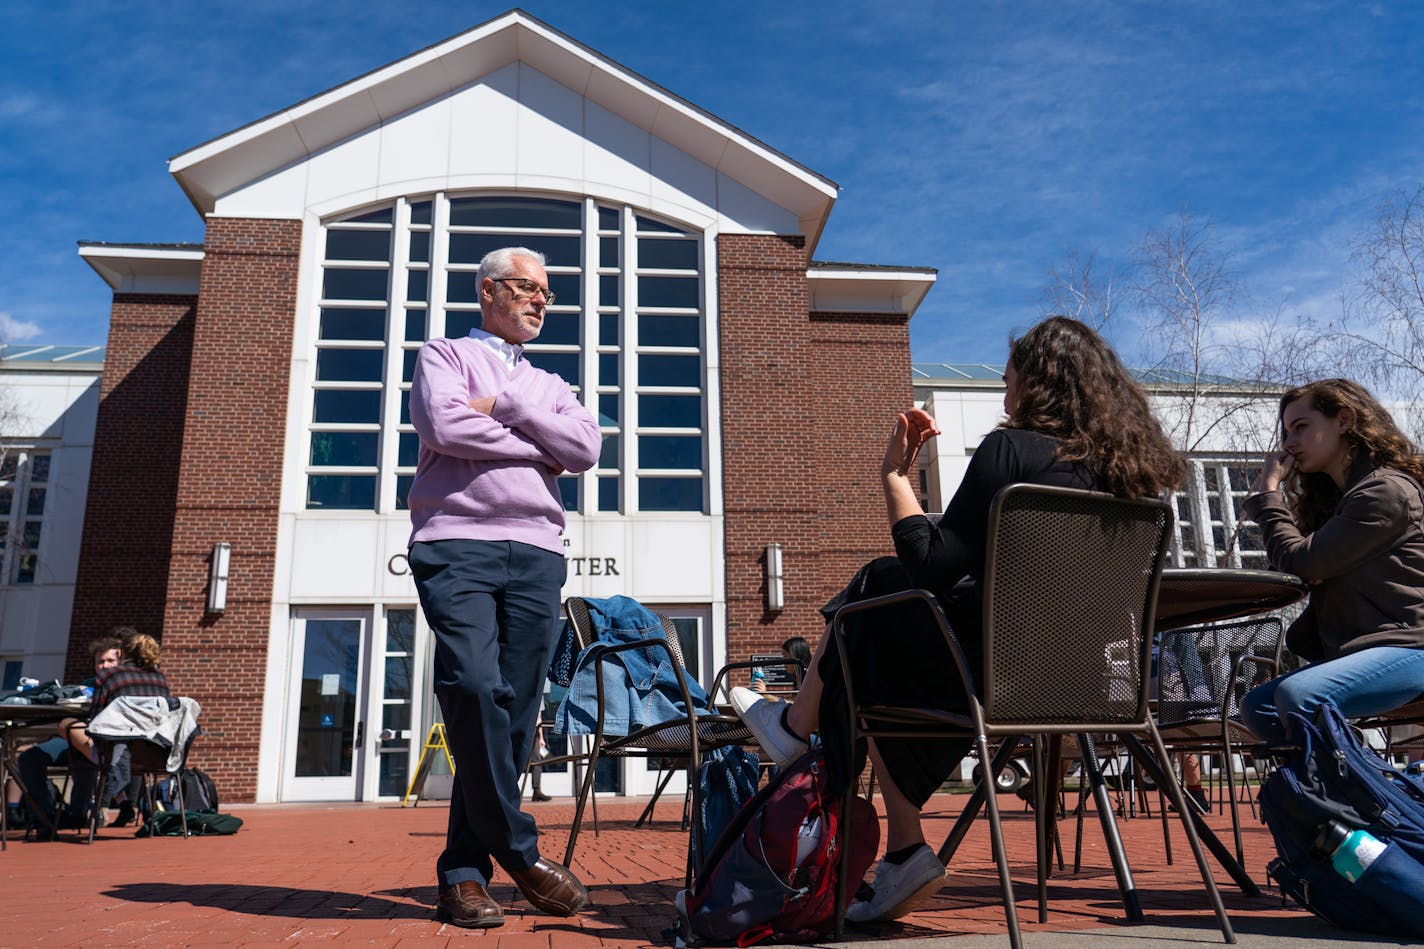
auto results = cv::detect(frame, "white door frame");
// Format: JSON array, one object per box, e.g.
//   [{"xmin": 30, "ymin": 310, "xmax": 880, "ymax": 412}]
[
  {"xmin": 281, "ymin": 608, "xmax": 373, "ymax": 801},
  {"xmin": 365, "ymin": 605, "xmax": 427, "ymax": 801}
]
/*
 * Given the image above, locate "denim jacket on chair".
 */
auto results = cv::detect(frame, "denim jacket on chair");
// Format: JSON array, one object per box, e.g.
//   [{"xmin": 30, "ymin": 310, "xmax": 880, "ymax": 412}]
[{"xmin": 554, "ymin": 595, "xmax": 710, "ymax": 737}]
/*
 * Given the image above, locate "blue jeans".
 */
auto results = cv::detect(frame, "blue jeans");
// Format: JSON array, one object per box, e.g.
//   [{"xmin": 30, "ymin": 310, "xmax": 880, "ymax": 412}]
[{"xmin": 1241, "ymin": 645, "xmax": 1424, "ymax": 745}]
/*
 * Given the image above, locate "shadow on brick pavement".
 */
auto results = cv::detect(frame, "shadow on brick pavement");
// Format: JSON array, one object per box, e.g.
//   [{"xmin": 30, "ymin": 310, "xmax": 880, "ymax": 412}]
[{"xmin": 0, "ymin": 789, "xmax": 1398, "ymax": 947}]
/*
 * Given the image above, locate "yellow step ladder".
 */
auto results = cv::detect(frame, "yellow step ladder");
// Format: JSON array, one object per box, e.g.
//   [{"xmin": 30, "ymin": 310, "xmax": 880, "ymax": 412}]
[{"xmin": 402, "ymin": 722, "xmax": 456, "ymax": 806}]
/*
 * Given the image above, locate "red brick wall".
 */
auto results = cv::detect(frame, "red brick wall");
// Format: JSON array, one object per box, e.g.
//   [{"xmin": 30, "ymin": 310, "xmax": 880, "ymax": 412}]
[
  {"xmin": 67, "ymin": 295, "xmax": 197, "ymax": 681},
  {"xmin": 158, "ymin": 217, "xmax": 302, "ymax": 802},
  {"xmin": 717, "ymin": 235, "xmax": 914, "ymax": 665},
  {"xmin": 806, "ymin": 310, "xmax": 915, "ymax": 599}
]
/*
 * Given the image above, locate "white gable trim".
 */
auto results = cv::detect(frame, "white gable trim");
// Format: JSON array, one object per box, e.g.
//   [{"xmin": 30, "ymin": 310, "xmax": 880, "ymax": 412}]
[
  {"xmin": 78, "ymin": 244, "xmax": 204, "ymax": 296},
  {"xmin": 170, "ymin": 10, "xmax": 837, "ymax": 249},
  {"xmin": 807, "ymin": 267, "xmax": 936, "ymax": 317}
]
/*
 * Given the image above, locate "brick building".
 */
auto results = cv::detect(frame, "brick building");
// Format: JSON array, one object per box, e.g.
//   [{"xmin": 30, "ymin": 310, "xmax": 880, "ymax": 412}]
[{"xmin": 67, "ymin": 11, "xmax": 934, "ymax": 803}]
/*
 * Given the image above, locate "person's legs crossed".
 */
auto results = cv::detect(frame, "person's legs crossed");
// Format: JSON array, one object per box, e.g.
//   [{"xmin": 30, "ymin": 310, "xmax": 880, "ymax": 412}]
[
  {"xmin": 492, "ymin": 542, "xmax": 565, "ymax": 867},
  {"xmin": 412, "ymin": 539, "xmax": 538, "ymax": 888},
  {"xmin": 1242, "ymin": 646, "xmax": 1424, "ymax": 744}
]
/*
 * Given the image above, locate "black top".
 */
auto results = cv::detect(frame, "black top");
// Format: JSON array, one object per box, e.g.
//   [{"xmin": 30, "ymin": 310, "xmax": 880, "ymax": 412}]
[
  {"xmin": 890, "ymin": 427, "xmax": 1101, "ymax": 597},
  {"xmin": 816, "ymin": 427, "xmax": 1105, "ymax": 805}
]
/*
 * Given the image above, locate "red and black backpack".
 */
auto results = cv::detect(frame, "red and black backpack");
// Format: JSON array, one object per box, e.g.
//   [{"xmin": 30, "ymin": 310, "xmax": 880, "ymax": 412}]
[{"xmin": 676, "ymin": 749, "xmax": 879, "ymax": 946}]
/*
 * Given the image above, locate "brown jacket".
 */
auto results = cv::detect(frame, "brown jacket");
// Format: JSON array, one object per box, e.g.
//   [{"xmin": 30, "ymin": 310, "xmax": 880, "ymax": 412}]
[{"xmin": 1243, "ymin": 461, "xmax": 1424, "ymax": 661}]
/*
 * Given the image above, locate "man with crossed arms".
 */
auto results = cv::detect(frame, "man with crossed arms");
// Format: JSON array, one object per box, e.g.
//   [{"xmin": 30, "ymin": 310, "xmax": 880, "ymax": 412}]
[{"xmin": 408, "ymin": 246, "xmax": 601, "ymax": 928}]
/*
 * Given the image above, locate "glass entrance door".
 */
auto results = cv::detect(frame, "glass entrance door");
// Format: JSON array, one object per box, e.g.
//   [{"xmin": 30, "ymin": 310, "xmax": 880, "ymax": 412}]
[
  {"xmin": 282, "ymin": 611, "xmax": 368, "ymax": 801},
  {"xmin": 371, "ymin": 608, "xmax": 418, "ymax": 799}
]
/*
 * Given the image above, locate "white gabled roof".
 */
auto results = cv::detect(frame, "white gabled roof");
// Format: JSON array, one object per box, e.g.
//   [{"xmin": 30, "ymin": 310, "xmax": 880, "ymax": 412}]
[
  {"xmin": 78, "ymin": 242, "xmax": 204, "ymax": 295},
  {"xmin": 168, "ymin": 9, "xmax": 839, "ymax": 248},
  {"xmin": 807, "ymin": 263, "xmax": 937, "ymax": 317}
]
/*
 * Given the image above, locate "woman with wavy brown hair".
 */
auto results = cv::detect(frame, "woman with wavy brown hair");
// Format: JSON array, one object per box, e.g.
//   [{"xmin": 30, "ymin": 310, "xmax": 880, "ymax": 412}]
[
  {"xmin": 731, "ymin": 316, "xmax": 1183, "ymax": 923},
  {"xmin": 1241, "ymin": 378, "xmax": 1424, "ymax": 746}
]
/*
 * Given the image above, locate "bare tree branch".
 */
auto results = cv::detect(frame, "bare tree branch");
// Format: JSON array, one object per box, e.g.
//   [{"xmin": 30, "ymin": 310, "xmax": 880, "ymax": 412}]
[
  {"xmin": 1042, "ymin": 250, "xmax": 1117, "ymax": 331},
  {"xmin": 1341, "ymin": 185, "xmax": 1424, "ymax": 411}
]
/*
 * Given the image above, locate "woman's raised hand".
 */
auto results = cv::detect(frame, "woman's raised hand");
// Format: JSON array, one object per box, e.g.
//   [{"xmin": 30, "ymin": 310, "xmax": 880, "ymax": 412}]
[
  {"xmin": 882, "ymin": 409, "xmax": 942, "ymax": 478},
  {"xmin": 1252, "ymin": 451, "xmax": 1296, "ymax": 494},
  {"xmin": 904, "ymin": 408, "xmax": 942, "ymax": 453}
]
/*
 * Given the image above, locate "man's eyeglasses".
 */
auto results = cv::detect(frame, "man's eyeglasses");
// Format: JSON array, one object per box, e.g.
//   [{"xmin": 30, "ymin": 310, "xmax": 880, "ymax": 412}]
[{"xmin": 490, "ymin": 277, "xmax": 555, "ymax": 306}]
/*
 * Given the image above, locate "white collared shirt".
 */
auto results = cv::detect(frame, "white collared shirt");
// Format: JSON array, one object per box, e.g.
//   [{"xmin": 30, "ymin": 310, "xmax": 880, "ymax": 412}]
[{"xmin": 468, "ymin": 326, "xmax": 523, "ymax": 373}]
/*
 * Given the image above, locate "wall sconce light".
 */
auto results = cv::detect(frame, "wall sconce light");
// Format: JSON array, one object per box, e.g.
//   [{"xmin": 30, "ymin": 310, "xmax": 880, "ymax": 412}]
[
  {"xmin": 764, "ymin": 542, "xmax": 784, "ymax": 613},
  {"xmin": 207, "ymin": 542, "xmax": 231, "ymax": 614}
]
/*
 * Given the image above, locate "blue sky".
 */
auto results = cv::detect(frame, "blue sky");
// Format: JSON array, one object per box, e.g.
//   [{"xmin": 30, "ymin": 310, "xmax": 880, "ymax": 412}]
[{"xmin": 3, "ymin": 1, "xmax": 1423, "ymax": 364}]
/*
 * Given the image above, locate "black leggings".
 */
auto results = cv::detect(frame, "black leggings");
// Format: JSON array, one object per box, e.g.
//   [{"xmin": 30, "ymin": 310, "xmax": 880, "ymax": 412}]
[{"xmin": 817, "ymin": 557, "xmax": 979, "ymax": 807}]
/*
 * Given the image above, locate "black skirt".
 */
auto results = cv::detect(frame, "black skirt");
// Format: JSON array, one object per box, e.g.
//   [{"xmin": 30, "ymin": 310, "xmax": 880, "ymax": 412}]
[{"xmin": 817, "ymin": 556, "xmax": 981, "ymax": 807}]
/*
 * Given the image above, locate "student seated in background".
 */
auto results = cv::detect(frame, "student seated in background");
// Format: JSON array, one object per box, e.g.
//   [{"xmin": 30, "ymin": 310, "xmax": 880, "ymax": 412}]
[
  {"xmin": 59, "ymin": 631, "xmax": 171, "ymax": 765},
  {"xmin": 1241, "ymin": 379, "xmax": 1424, "ymax": 745},
  {"xmin": 12, "ymin": 633, "xmax": 128, "ymax": 836},
  {"xmin": 749, "ymin": 636, "xmax": 813, "ymax": 695}
]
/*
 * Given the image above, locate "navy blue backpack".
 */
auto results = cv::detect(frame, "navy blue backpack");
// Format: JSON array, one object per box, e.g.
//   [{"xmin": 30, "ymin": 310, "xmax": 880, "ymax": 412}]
[{"xmin": 1258, "ymin": 703, "xmax": 1424, "ymax": 938}]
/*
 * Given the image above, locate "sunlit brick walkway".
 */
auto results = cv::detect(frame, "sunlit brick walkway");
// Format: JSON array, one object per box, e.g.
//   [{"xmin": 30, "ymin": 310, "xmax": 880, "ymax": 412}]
[{"xmin": 0, "ymin": 789, "xmax": 1315, "ymax": 947}]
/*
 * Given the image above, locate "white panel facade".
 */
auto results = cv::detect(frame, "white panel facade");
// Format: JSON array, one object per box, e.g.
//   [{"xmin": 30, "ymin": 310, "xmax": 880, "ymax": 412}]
[
  {"xmin": 0, "ymin": 364, "xmax": 100, "ymax": 685},
  {"xmin": 377, "ymin": 95, "xmax": 454, "ymax": 195},
  {"xmin": 582, "ymin": 99, "xmax": 657, "ymax": 213},
  {"xmin": 215, "ymin": 62, "xmax": 794, "ymax": 236},
  {"xmin": 514, "ymin": 64, "xmax": 588, "ymax": 187}
]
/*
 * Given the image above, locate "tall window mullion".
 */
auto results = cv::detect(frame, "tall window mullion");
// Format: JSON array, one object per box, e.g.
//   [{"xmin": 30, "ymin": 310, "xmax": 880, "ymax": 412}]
[
  {"xmin": 1175, "ymin": 456, "xmax": 1269, "ymax": 568},
  {"xmin": 632, "ymin": 212, "xmax": 704, "ymax": 513},
  {"xmin": 0, "ymin": 450, "xmax": 50, "ymax": 584},
  {"xmin": 310, "ymin": 206, "xmax": 392, "ymax": 510},
  {"xmin": 311, "ymin": 195, "xmax": 709, "ymax": 517}
]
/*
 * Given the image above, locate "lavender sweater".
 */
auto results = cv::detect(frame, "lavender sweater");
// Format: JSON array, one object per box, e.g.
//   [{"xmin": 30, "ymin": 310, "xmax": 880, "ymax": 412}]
[{"xmin": 407, "ymin": 336, "xmax": 601, "ymax": 554}]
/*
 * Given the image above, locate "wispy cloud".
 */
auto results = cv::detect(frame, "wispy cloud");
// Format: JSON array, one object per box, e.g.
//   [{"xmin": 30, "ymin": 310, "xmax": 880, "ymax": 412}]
[
  {"xmin": 0, "ymin": 311, "xmax": 43, "ymax": 343},
  {"xmin": 4, "ymin": 0, "xmax": 1424, "ymax": 366}
]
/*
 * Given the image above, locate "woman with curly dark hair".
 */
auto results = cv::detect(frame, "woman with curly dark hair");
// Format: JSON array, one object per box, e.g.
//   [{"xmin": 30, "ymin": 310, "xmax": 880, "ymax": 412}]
[
  {"xmin": 1240, "ymin": 378, "xmax": 1424, "ymax": 746},
  {"xmin": 731, "ymin": 316, "xmax": 1183, "ymax": 923}
]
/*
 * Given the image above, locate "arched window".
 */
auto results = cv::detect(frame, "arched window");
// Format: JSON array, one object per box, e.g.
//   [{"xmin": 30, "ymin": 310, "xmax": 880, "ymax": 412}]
[{"xmin": 308, "ymin": 195, "xmax": 707, "ymax": 515}]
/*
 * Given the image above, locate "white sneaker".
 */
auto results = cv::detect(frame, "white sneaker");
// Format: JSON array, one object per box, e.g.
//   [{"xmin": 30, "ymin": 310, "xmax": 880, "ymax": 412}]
[
  {"xmin": 730, "ymin": 687, "xmax": 808, "ymax": 767},
  {"xmin": 845, "ymin": 844, "xmax": 946, "ymax": 923}
]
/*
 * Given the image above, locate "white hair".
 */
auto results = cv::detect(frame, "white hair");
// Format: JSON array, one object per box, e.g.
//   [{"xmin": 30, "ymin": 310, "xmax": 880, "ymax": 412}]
[{"xmin": 476, "ymin": 246, "xmax": 547, "ymax": 290}]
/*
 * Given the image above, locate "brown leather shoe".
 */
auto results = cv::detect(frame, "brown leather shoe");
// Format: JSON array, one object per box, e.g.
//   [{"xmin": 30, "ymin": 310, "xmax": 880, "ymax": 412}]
[
  {"xmin": 436, "ymin": 880, "xmax": 505, "ymax": 929},
  {"xmin": 504, "ymin": 856, "xmax": 590, "ymax": 916}
]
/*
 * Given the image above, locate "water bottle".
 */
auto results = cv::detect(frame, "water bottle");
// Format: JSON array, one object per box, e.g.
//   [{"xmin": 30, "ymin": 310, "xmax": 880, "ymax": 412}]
[
  {"xmin": 1313, "ymin": 821, "xmax": 1387, "ymax": 883},
  {"xmin": 750, "ymin": 668, "xmax": 766, "ymax": 689}
]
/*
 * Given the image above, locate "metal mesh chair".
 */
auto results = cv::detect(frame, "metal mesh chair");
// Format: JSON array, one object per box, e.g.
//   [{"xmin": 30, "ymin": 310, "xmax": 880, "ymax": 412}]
[
  {"xmin": 829, "ymin": 484, "xmax": 1234, "ymax": 947},
  {"xmin": 1154, "ymin": 616, "xmax": 1285, "ymax": 870},
  {"xmin": 1355, "ymin": 697, "xmax": 1424, "ymax": 758},
  {"xmin": 86, "ymin": 696, "xmax": 201, "ymax": 843},
  {"xmin": 553, "ymin": 597, "xmax": 755, "ymax": 885}
]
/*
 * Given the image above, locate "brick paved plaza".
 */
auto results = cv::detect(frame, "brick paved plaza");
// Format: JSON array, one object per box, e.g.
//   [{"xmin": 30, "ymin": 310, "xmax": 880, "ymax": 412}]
[{"xmin": 0, "ymin": 787, "xmax": 1326, "ymax": 948}]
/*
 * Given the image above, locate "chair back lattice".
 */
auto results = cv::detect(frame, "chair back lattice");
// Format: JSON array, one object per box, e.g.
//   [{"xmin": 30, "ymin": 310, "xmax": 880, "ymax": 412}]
[
  {"xmin": 981, "ymin": 484, "xmax": 1171, "ymax": 726},
  {"xmin": 565, "ymin": 596, "xmax": 688, "ymax": 669},
  {"xmin": 1156, "ymin": 617, "xmax": 1285, "ymax": 725}
]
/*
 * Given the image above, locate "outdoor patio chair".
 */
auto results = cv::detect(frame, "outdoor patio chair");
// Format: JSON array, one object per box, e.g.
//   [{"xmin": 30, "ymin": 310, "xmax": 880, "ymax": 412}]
[
  {"xmin": 1152, "ymin": 616, "xmax": 1285, "ymax": 872},
  {"xmin": 551, "ymin": 597, "xmax": 757, "ymax": 886},
  {"xmin": 85, "ymin": 696, "xmax": 201, "ymax": 842},
  {"xmin": 827, "ymin": 483, "xmax": 1234, "ymax": 948},
  {"xmin": 1355, "ymin": 696, "xmax": 1424, "ymax": 758}
]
